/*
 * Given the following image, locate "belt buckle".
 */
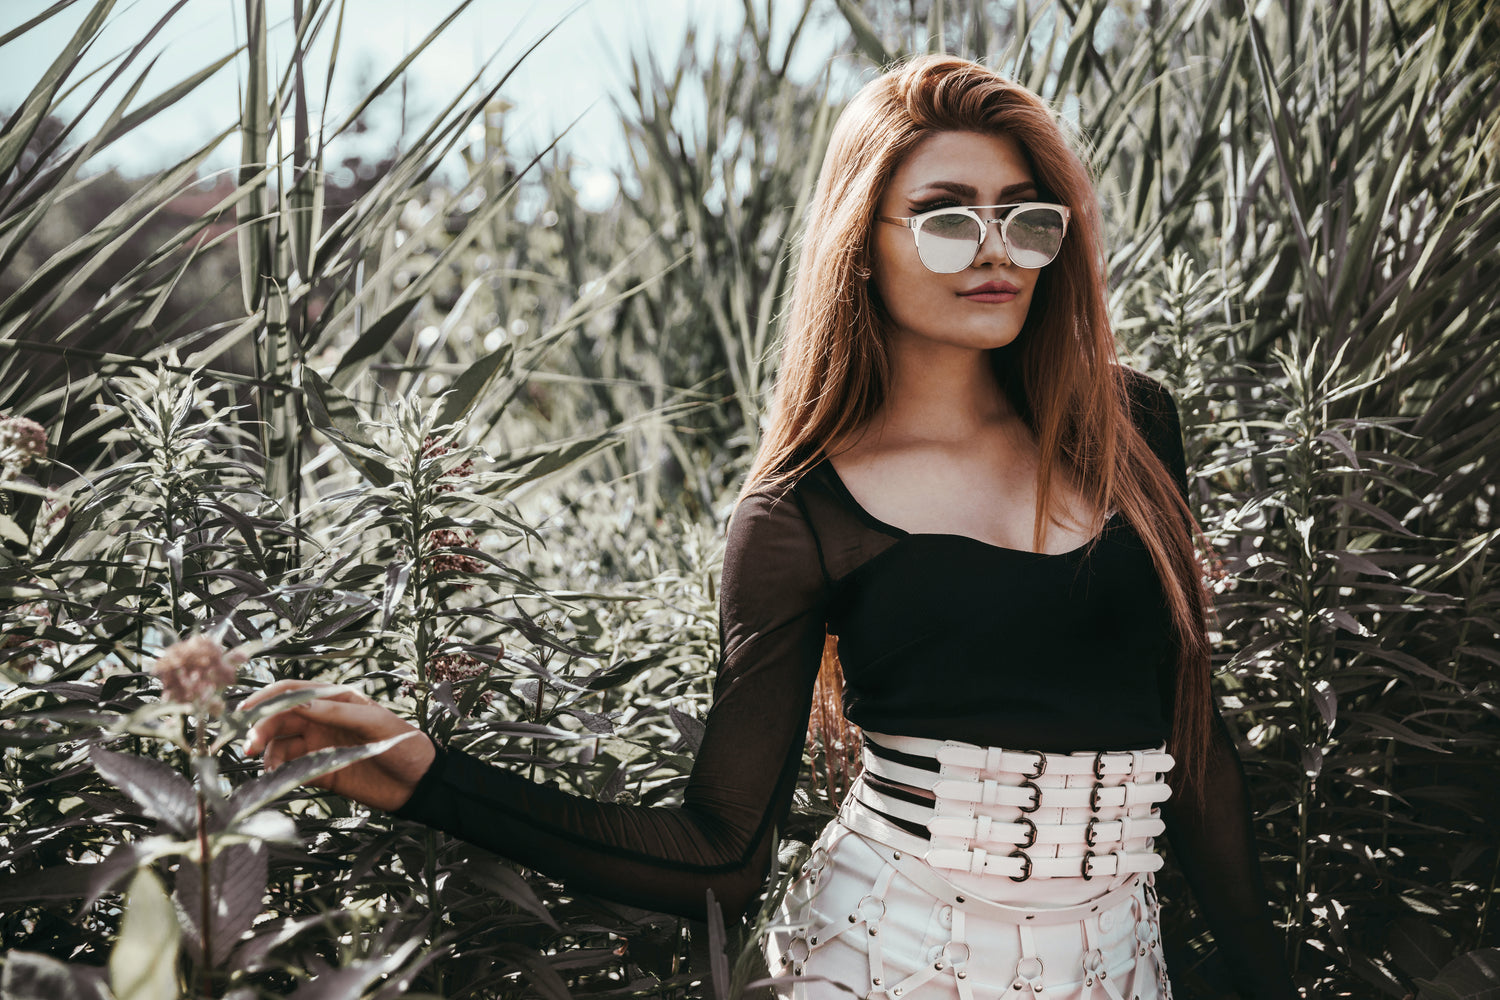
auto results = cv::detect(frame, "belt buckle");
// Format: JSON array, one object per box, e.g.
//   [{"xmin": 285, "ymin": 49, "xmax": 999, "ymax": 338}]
[
  {"xmin": 1017, "ymin": 816, "xmax": 1037, "ymax": 849},
  {"xmin": 1019, "ymin": 778, "xmax": 1042, "ymax": 814},
  {"xmin": 1025, "ymin": 750, "xmax": 1046, "ymax": 779},
  {"xmin": 1008, "ymin": 848, "xmax": 1033, "ymax": 882}
]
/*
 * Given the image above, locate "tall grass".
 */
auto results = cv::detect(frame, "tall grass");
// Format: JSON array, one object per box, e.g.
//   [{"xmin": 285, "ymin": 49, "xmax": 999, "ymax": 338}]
[{"xmin": 0, "ymin": 0, "xmax": 1496, "ymax": 998}]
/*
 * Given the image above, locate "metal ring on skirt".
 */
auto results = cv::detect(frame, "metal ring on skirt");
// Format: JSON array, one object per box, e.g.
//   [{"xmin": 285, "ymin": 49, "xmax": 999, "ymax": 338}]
[{"xmin": 761, "ymin": 738, "xmax": 1175, "ymax": 1000}]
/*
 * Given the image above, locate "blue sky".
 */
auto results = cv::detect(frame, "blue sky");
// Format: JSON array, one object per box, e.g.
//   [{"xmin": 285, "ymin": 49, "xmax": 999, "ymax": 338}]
[{"xmin": 2, "ymin": 0, "xmax": 849, "ymax": 206}]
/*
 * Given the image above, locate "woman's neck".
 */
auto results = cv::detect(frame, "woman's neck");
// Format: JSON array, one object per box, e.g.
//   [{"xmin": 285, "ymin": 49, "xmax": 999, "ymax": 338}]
[{"xmin": 870, "ymin": 341, "xmax": 1018, "ymax": 446}]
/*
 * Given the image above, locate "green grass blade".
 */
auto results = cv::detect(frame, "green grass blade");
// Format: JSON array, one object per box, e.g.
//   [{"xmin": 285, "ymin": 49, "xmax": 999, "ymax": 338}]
[{"xmin": 0, "ymin": 0, "xmax": 115, "ymax": 182}]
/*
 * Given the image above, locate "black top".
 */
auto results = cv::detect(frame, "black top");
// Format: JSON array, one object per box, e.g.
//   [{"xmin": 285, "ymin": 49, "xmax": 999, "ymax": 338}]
[{"xmin": 392, "ymin": 367, "xmax": 1296, "ymax": 998}]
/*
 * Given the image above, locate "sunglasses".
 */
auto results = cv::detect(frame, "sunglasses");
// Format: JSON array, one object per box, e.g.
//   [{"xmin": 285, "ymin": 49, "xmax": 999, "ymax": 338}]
[{"xmin": 876, "ymin": 202, "xmax": 1072, "ymax": 272}]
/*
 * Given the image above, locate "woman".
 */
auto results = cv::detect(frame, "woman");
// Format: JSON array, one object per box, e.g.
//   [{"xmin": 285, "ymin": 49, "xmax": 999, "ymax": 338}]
[{"xmin": 243, "ymin": 55, "xmax": 1297, "ymax": 999}]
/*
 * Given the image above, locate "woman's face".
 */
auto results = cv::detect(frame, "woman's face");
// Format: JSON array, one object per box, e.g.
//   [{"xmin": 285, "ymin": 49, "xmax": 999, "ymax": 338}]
[{"xmin": 871, "ymin": 130, "xmax": 1044, "ymax": 354}]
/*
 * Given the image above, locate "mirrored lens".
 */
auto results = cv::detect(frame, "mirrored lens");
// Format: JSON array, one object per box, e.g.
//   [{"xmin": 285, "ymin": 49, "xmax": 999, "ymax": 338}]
[
  {"xmin": 1004, "ymin": 207, "xmax": 1066, "ymax": 268},
  {"xmin": 914, "ymin": 211, "xmax": 982, "ymax": 273}
]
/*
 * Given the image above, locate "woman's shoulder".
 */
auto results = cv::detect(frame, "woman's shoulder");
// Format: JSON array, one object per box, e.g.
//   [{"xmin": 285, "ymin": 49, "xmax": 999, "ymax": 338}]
[
  {"xmin": 1113, "ymin": 364, "xmax": 1179, "ymax": 418},
  {"xmin": 1110, "ymin": 364, "xmax": 1189, "ymax": 499}
]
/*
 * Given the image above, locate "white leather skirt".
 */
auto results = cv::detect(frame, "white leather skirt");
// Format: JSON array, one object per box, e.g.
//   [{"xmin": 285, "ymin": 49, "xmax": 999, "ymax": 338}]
[{"xmin": 762, "ymin": 734, "xmax": 1175, "ymax": 1000}]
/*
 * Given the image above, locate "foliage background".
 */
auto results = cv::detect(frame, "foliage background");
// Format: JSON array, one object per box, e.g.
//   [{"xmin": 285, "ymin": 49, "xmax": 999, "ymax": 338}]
[{"xmin": 0, "ymin": 0, "xmax": 1496, "ymax": 998}]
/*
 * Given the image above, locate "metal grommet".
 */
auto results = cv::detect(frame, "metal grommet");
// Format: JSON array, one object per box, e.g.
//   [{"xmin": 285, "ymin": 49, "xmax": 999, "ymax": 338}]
[
  {"xmin": 1081, "ymin": 849, "xmax": 1096, "ymax": 881},
  {"xmin": 1018, "ymin": 816, "xmax": 1037, "ymax": 849},
  {"xmin": 1009, "ymin": 849, "xmax": 1033, "ymax": 882},
  {"xmin": 1026, "ymin": 750, "xmax": 1047, "ymax": 778},
  {"xmin": 1020, "ymin": 778, "xmax": 1042, "ymax": 814}
]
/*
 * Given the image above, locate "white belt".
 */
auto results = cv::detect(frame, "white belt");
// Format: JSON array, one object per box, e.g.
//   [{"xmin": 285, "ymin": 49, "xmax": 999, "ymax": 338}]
[
  {"xmin": 924, "ymin": 845, "xmax": 1164, "ymax": 879},
  {"xmin": 852, "ymin": 782, "xmax": 1165, "ymax": 845},
  {"xmin": 924, "ymin": 777, "xmax": 1172, "ymax": 811},
  {"xmin": 861, "ymin": 752, "xmax": 1173, "ymax": 809},
  {"xmin": 864, "ymin": 732, "xmax": 1175, "ymax": 781}
]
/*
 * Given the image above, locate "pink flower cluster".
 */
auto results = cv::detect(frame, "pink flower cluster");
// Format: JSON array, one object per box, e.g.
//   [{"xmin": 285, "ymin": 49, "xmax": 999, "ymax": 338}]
[
  {"xmin": 150, "ymin": 635, "xmax": 245, "ymax": 716},
  {"xmin": 425, "ymin": 527, "xmax": 483, "ymax": 579},
  {"xmin": 400, "ymin": 646, "xmax": 499, "ymax": 713},
  {"xmin": 0, "ymin": 416, "xmax": 47, "ymax": 470}
]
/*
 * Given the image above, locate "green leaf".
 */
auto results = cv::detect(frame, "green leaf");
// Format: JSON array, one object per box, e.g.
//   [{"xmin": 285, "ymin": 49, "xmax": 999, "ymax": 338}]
[
  {"xmin": 435, "ymin": 342, "xmax": 514, "ymax": 427},
  {"xmin": 174, "ymin": 840, "xmax": 268, "ymax": 965},
  {"xmin": 301, "ymin": 368, "xmax": 394, "ymax": 487},
  {"xmin": 329, "ymin": 296, "xmax": 421, "ymax": 386},
  {"xmin": 0, "ymin": 512, "xmax": 27, "ymax": 546},
  {"xmin": 461, "ymin": 857, "xmax": 559, "ymax": 930},
  {"xmin": 89, "ymin": 746, "xmax": 197, "ymax": 837},
  {"xmin": 0, "ymin": 0, "xmax": 116, "ymax": 182},
  {"xmin": 0, "ymin": 1, "xmax": 88, "ymax": 51},
  {"xmin": 109, "ymin": 868, "xmax": 180, "ymax": 1000}
]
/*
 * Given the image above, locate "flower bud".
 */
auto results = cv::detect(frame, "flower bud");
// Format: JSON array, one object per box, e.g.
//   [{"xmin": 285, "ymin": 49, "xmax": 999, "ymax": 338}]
[
  {"xmin": 150, "ymin": 635, "xmax": 245, "ymax": 716},
  {"xmin": 0, "ymin": 416, "xmax": 47, "ymax": 471}
]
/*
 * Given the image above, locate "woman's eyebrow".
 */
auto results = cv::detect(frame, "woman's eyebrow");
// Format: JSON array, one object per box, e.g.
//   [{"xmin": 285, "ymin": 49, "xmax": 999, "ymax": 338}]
[{"xmin": 909, "ymin": 180, "xmax": 1039, "ymax": 199}]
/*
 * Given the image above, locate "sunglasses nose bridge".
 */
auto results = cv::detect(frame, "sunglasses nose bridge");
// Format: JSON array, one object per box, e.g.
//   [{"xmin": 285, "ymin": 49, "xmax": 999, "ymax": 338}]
[{"xmin": 972, "ymin": 215, "xmax": 1012, "ymax": 265}]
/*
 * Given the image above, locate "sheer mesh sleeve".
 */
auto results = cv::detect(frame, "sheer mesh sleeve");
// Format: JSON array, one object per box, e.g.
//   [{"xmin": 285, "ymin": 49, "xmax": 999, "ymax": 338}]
[
  {"xmin": 390, "ymin": 487, "xmax": 830, "ymax": 921},
  {"xmin": 1125, "ymin": 368, "xmax": 1298, "ymax": 999}
]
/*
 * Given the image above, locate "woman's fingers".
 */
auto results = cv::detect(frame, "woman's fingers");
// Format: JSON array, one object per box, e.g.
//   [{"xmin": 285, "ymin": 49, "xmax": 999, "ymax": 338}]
[
  {"xmin": 242, "ymin": 682, "xmax": 379, "ymax": 756},
  {"xmin": 262, "ymin": 733, "xmax": 306, "ymax": 771},
  {"xmin": 238, "ymin": 678, "xmax": 326, "ymax": 713},
  {"xmin": 289, "ymin": 697, "xmax": 403, "ymax": 737}
]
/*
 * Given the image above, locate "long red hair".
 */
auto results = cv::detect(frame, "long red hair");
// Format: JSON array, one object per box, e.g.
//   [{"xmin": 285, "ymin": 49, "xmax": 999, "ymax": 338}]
[{"xmin": 735, "ymin": 55, "xmax": 1214, "ymax": 804}]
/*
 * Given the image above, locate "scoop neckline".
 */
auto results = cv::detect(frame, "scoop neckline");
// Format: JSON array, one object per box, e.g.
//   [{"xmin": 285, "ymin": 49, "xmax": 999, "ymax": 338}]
[{"xmin": 818, "ymin": 457, "xmax": 1121, "ymax": 559}]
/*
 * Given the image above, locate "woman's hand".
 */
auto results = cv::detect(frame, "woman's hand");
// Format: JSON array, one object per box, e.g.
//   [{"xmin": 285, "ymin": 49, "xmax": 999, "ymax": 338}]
[{"xmin": 240, "ymin": 680, "xmax": 436, "ymax": 813}]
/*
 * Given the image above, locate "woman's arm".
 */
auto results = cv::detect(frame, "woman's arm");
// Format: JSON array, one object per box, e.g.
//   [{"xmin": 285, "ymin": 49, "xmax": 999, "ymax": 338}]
[
  {"xmin": 1123, "ymin": 368, "xmax": 1299, "ymax": 999},
  {"xmin": 375, "ymin": 488, "xmax": 828, "ymax": 922}
]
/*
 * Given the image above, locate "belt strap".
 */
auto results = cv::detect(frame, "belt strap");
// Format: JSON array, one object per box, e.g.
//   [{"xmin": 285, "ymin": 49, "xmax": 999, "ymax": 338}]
[
  {"xmin": 851, "ymin": 779, "xmax": 1165, "ymax": 845},
  {"xmin": 864, "ymin": 732, "xmax": 1174, "ymax": 779},
  {"xmin": 924, "ymin": 845, "xmax": 1164, "ymax": 879},
  {"xmin": 928, "ymin": 778, "xmax": 1173, "ymax": 811},
  {"xmin": 927, "ymin": 812, "xmax": 1165, "ymax": 846}
]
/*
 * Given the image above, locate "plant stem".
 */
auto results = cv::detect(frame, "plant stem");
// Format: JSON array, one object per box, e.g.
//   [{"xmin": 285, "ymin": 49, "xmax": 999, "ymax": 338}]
[{"xmin": 194, "ymin": 716, "xmax": 215, "ymax": 998}]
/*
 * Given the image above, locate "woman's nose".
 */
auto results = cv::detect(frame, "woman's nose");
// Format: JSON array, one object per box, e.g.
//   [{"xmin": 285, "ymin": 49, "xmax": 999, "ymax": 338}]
[{"xmin": 973, "ymin": 219, "xmax": 1011, "ymax": 267}]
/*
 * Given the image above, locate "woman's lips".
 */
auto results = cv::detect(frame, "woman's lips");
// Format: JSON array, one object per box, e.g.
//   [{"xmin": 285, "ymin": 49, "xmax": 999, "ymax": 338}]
[{"xmin": 957, "ymin": 281, "xmax": 1020, "ymax": 303}]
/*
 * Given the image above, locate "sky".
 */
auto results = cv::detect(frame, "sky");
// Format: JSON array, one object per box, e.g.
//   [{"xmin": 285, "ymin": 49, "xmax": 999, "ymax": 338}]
[{"xmin": 2, "ymin": 0, "xmax": 850, "ymax": 208}]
